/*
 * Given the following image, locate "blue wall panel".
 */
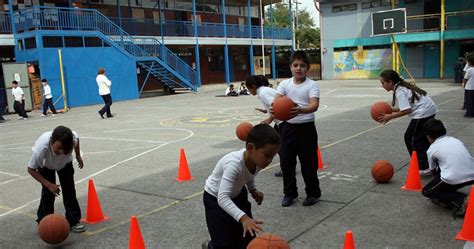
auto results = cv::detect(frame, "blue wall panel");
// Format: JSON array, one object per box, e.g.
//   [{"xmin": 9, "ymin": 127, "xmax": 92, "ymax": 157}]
[
  {"xmin": 39, "ymin": 47, "xmax": 138, "ymax": 108},
  {"xmin": 424, "ymin": 44, "xmax": 440, "ymax": 79}
]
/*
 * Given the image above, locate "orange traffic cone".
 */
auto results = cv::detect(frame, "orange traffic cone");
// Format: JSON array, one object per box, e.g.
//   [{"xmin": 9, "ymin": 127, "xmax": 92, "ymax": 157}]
[
  {"xmin": 317, "ymin": 146, "xmax": 327, "ymax": 170},
  {"xmin": 129, "ymin": 216, "xmax": 146, "ymax": 249},
  {"xmin": 343, "ymin": 230, "xmax": 355, "ymax": 249},
  {"xmin": 456, "ymin": 186, "xmax": 474, "ymax": 242},
  {"xmin": 81, "ymin": 179, "xmax": 110, "ymax": 224},
  {"xmin": 401, "ymin": 151, "xmax": 422, "ymax": 192},
  {"xmin": 176, "ymin": 148, "xmax": 193, "ymax": 182}
]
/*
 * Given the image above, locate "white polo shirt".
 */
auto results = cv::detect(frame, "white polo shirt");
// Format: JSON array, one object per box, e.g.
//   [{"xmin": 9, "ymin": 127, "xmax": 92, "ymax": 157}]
[
  {"xmin": 43, "ymin": 85, "xmax": 53, "ymax": 99},
  {"xmin": 12, "ymin": 86, "xmax": 24, "ymax": 101},
  {"xmin": 427, "ymin": 136, "xmax": 474, "ymax": 185},
  {"xmin": 257, "ymin": 86, "xmax": 281, "ymax": 125},
  {"xmin": 204, "ymin": 149, "xmax": 259, "ymax": 222},
  {"xmin": 395, "ymin": 85, "xmax": 437, "ymax": 119},
  {"xmin": 464, "ymin": 67, "xmax": 474, "ymax": 90},
  {"xmin": 96, "ymin": 74, "xmax": 112, "ymax": 95},
  {"xmin": 276, "ymin": 77, "xmax": 320, "ymax": 124},
  {"xmin": 28, "ymin": 131, "xmax": 79, "ymax": 171}
]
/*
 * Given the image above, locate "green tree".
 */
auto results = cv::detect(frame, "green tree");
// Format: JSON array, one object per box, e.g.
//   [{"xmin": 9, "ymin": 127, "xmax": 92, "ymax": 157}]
[{"xmin": 265, "ymin": 3, "xmax": 320, "ymax": 48}]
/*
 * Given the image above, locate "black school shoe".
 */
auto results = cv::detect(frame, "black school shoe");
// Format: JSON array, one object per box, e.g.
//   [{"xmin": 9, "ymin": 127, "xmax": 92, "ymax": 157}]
[
  {"xmin": 274, "ymin": 171, "xmax": 283, "ymax": 177},
  {"xmin": 303, "ymin": 197, "xmax": 320, "ymax": 206},
  {"xmin": 282, "ymin": 196, "xmax": 296, "ymax": 207}
]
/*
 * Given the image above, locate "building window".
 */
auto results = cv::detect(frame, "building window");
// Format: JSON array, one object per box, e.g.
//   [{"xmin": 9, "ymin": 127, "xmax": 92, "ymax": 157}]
[
  {"xmin": 85, "ymin": 37, "xmax": 103, "ymax": 47},
  {"xmin": 64, "ymin": 36, "xmax": 84, "ymax": 47},
  {"xmin": 24, "ymin": 37, "xmax": 36, "ymax": 50},
  {"xmin": 207, "ymin": 48, "xmax": 224, "ymax": 72},
  {"xmin": 333, "ymin": 4, "xmax": 357, "ymax": 13},
  {"xmin": 17, "ymin": 40, "xmax": 24, "ymax": 51},
  {"xmin": 43, "ymin": 36, "xmax": 63, "ymax": 48}
]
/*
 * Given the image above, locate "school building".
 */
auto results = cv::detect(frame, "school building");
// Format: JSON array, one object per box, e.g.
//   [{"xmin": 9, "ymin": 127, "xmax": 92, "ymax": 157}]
[
  {"xmin": 0, "ymin": 0, "xmax": 292, "ymax": 111},
  {"xmin": 315, "ymin": 0, "xmax": 474, "ymax": 80}
]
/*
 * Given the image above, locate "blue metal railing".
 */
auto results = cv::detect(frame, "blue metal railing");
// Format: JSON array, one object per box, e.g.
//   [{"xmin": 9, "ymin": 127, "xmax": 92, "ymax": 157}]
[
  {"xmin": 0, "ymin": 12, "xmax": 11, "ymax": 33},
  {"xmin": 14, "ymin": 6, "xmax": 197, "ymax": 89},
  {"xmin": 109, "ymin": 17, "xmax": 291, "ymax": 39}
]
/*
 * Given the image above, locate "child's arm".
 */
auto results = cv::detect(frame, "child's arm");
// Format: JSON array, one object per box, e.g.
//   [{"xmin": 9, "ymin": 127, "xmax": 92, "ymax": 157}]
[
  {"xmin": 291, "ymin": 97, "xmax": 319, "ymax": 117},
  {"xmin": 27, "ymin": 168, "xmax": 60, "ymax": 196},
  {"xmin": 379, "ymin": 109, "xmax": 411, "ymax": 123},
  {"xmin": 74, "ymin": 138, "xmax": 84, "ymax": 169},
  {"xmin": 239, "ymin": 214, "xmax": 263, "ymax": 237}
]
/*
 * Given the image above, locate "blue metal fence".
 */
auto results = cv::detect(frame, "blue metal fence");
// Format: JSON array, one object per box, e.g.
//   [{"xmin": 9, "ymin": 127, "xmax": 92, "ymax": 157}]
[
  {"xmin": 0, "ymin": 12, "xmax": 11, "ymax": 33},
  {"xmin": 109, "ymin": 17, "xmax": 291, "ymax": 39},
  {"xmin": 14, "ymin": 6, "xmax": 197, "ymax": 89}
]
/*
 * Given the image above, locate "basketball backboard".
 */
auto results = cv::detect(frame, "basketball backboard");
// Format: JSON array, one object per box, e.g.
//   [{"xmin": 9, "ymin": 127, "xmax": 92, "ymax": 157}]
[{"xmin": 371, "ymin": 8, "xmax": 407, "ymax": 36}]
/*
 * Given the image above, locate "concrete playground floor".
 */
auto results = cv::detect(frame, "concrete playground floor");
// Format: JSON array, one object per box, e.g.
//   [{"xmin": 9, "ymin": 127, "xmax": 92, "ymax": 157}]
[{"xmin": 0, "ymin": 79, "xmax": 473, "ymax": 248}]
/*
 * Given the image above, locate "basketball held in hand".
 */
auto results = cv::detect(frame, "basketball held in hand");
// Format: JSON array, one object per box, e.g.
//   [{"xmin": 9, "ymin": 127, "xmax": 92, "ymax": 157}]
[
  {"xmin": 370, "ymin": 101, "xmax": 392, "ymax": 122},
  {"xmin": 273, "ymin": 97, "xmax": 295, "ymax": 121}
]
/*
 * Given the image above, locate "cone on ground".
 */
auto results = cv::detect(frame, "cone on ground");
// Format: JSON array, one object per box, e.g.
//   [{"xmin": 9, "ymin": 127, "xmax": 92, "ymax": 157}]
[
  {"xmin": 401, "ymin": 151, "xmax": 422, "ymax": 192},
  {"xmin": 456, "ymin": 186, "xmax": 474, "ymax": 242},
  {"xmin": 317, "ymin": 146, "xmax": 327, "ymax": 169},
  {"xmin": 81, "ymin": 179, "xmax": 110, "ymax": 224},
  {"xmin": 343, "ymin": 230, "xmax": 355, "ymax": 249},
  {"xmin": 129, "ymin": 216, "xmax": 146, "ymax": 249},
  {"xmin": 176, "ymin": 148, "xmax": 194, "ymax": 182}
]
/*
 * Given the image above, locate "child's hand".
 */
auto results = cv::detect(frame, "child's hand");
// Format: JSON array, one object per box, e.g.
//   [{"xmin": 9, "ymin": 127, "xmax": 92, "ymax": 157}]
[
  {"xmin": 47, "ymin": 183, "xmax": 61, "ymax": 196},
  {"xmin": 240, "ymin": 215, "xmax": 264, "ymax": 237},
  {"xmin": 255, "ymin": 108, "xmax": 267, "ymax": 114},
  {"xmin": 260, "ymin": 118, "xmax": 272, "ymax": 125},
  {"xmin": 251, "ymin": 190, "xmax": 264, "ymax": 205},
  {"xmin": 378, "ymin": 113, "xmax": 391, "ymax": 124},
  {"xmin": 77, "ymin": 156, "xmax": 84, "ymax": 169},
  {"xmin": 289, "ymin": 105, "xmax": 301, "ymax": 118}
]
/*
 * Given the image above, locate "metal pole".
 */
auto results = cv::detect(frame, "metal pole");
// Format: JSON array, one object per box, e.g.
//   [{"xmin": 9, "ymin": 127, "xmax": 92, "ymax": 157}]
[
  {"xmin": 259, "ymin": 0, "xmax": 265, "ymax": 76},
  {"xmin": 290, "ymin": 0, "xmax": 294, "ymax": 52},
  {"xmin": 295, "ymin": 0, "xmax": 299, "ymax": 49},
  {"xmin": 222, "ymin": 0, "xmax": 230, "ymax": 83},
  {"xmin": 158, "ymin": 0, "xmax": 165, "ymax": 44},
  {"xmin": 192, "ymin": 0, "xmax": 202, "ymax": 87},
  {"xmin": 248, "ymin": 0, "xmax": 255, "ymax": 75},
  {"xmin": 58, "ymin": 49, "xmax": 68, "ymax": 111},
  {"xmin": 116, "ymin": 0, "xmax": 123, "ymax": 45},
  {"xmin": 440, "ymin": 0, "xmax": 445, "ymax": 79},
  {"xmin": 270, "ymin": 0, "xmax": 276, "ymax": 80}
]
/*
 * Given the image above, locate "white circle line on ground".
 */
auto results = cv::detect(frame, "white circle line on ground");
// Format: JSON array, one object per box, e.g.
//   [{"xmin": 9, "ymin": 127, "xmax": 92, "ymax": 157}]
[
  {"xmin": 80, "ymin": 136, "xmax": 167, "ymax": 144},
  {"xmin": 0, "ymin": 127, "xmax": 194, "ymax": 218},
  {"xmin": 0, "ymin": 171, "xmax": 21, "ymax": 177},
  {"xmin": 82, "ymin": 145, "xmax": 157, "ymax": 155}
]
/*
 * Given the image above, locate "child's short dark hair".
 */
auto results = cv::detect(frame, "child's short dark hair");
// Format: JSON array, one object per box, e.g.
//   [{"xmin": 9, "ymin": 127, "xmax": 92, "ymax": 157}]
[
  {"xmin": 245, "ymin": 75, "xmax": 269, "ymax": 89},
  {"xmin": 467, "ymin": 55, "xmax": 474, "ymax": 66},
  {"xmin": 246, "ymin": 124, "xmax": 280, "ymax": 149},
  {"xmin": 424, "ymin": 118, "xmax": 446, "ymax": 140},
  {"xmin": 11, "ymin": 81, "xmax": 18, "ymax": 85},
  {"xmin": 41, "ymin": 79, "xmax": 47, "ymax": 83},
  {"xmin": 290, "ymin": 50, "xmax": 311, "ymax": 69},
  {"xmin": 51, "ymin": 126, "xmax": 74, "ymax": 154}
]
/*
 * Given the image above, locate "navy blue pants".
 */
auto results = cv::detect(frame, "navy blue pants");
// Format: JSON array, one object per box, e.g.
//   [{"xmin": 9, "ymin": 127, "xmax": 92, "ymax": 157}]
[
  {"xmin": 422, "ymin": 170, "xmax": 474, "ymax": 208},
  {"xmin": 404, "ymin": 115, "xmax": 435, "ymax": 171},
  {"xmin": 204, "ymin": 187, "xmax": 254, "ymax": 249},
  {"xmin": 36, "ymin": 162, "xmax": 81, "ymax": 227},
  {"xmin": 279, "ymin": 121, "xmax": 321, "ymax": 199}
]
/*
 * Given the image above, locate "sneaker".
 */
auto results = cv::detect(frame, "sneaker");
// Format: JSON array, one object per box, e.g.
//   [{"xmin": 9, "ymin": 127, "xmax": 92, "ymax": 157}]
[
  {"xmin": 302, "ymin": 197, "xmax": 319, "ymax": 206},
  {"xmin": 282, "ymin": 196, "xmax": 296, "ymax": 207},
  {"xmin": 23, "ymin": 117, "xmax": 28, "ymax": 120},
  {"xmin": 419, "ymin": 169, "xmax": 431, "ymax": 176},
  {"xmin": 201, "ymin": 239, "xmax": 210, "ymax": 249},
  {"xmin": 274, "ymin": 170, "xmax": 283, "ymax": 177},
  {"xmin": 41, "ymin": 114, "xmax": 47, "ymax": 117},
  {"xmin": 453, "ymin": 197, "xmax": 469, "ymax": 218},
  {"xmin": 431, "ymin": 199, "xmax": 452, "ymax": 209},
  {"xmin": 71, "ymin": 223, "xmax": 86, "ymax": 233}
]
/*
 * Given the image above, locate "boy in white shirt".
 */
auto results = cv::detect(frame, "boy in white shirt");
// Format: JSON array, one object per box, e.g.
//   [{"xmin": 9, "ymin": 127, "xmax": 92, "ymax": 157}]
[
  {"xmin": 422, "ymin": 119, "xmax": 474, "ymax": 218},
  {"xmin": 462, "ymin": 56, "xmax": 474, "ymax": 117},
  {"xmin": 41, "ymin": 79, "xmax": 57, "ymax": 117},
  {"xmin": 27, "ymin": 126, "xmax": 86, "ymax": 232},
  {"xmin": 11, "ymin": 81, "xmax": 28, "ymax": 119},
  {"xmin": 203, "ymin": 124, "xmax": 280, "ymax": 249}
]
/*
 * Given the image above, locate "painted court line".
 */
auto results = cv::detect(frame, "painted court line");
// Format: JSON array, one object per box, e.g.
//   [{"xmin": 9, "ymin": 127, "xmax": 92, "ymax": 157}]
[
  {"xmin": 81, "ymin": 136, "xmax": 166, "ymax": 144},
  {"xmin": 0, "ymin": 171, "xmax": 21, "ymax": 177}
]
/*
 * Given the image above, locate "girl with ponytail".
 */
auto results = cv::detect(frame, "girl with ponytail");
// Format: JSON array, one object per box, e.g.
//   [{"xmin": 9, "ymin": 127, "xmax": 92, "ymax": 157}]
[{"xmin": 379, "ymin": 69, "xmax": 438, "ymax": 176}]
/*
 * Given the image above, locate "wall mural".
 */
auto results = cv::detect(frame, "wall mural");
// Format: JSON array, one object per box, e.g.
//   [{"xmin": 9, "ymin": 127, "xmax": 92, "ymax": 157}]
[{"xmin": 333, "ymin": 48, "xmax": 392, "ymax": 79}]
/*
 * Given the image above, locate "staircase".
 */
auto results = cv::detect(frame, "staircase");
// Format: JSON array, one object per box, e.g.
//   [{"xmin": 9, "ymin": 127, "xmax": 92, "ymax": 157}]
[{"xmin": 13, "ymin": 6, "xmax": 199, "ymax": 93}]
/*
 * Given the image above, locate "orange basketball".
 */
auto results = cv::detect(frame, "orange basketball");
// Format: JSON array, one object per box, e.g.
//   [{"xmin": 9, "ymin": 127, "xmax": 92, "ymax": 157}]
[
  {"xmin": 370, "ymin": 101, "xmax": 392, "ymax": 122},
  {"xmin": 371, "ymin": 160, "xmax": 394, "ymax": 183},
  {"xmin": 236, "ymin": 122, "xmax": 254, "ymax": 141},
  {"xmin": 273, "ymin": 97, "xmax": 295, "ymax": 121},
  {"xmin": 38, "ymin": 214, "xmax": 70, "ymax": 244},
  {"xmin": 247, "ymin": 233, "xmax": 290, "ymax": 249}
]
